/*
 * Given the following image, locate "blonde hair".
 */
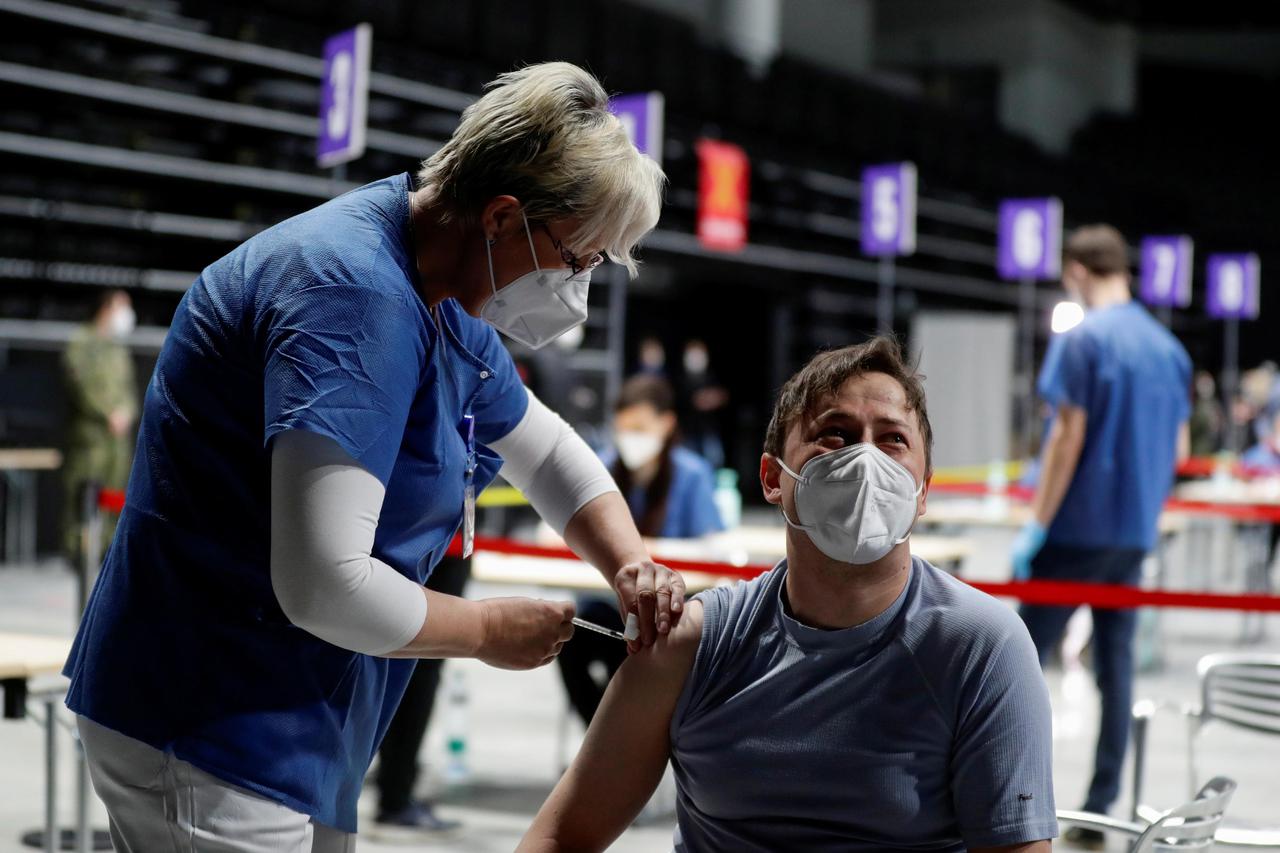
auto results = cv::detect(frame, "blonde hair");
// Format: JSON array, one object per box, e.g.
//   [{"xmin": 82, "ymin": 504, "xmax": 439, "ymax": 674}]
[{"xmin": 419, "ymin": 62, "xmax": 666, "ymax": 277}]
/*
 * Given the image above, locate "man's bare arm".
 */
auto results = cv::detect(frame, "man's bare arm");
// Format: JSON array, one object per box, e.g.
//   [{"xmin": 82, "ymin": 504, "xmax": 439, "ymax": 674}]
[
  {"xmin": 1031, "ymin": 403, "xmax": 1087, "ymax": 526},
  {"xmin": 518, "ymin": 600, "xmax": 705, "ymax": 853}
]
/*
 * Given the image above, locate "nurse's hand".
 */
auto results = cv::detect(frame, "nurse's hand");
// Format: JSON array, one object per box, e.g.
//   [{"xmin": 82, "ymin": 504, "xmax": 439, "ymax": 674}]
[
  {"xmin": 613, "ymin": 560, "xmax": 686, "ymax": 650},
  {"xmin": 477, "ymin": 597, "xmax": 576, "ymax": 670}
]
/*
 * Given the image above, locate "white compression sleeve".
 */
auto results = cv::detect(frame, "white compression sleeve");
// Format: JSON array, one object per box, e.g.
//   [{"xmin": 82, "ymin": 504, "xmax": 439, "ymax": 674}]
[
  {"xmin": 269, "ymin": 429, "xmax": 427, "ymax": 656},
  {"xmin": 490, "ymin": 389, "xmax": 619, "ymax": 536}
]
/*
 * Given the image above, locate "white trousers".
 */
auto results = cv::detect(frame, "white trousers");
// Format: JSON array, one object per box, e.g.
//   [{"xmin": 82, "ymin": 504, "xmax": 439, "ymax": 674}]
[{"xmin": 77, "ymin": 716, "xmax": 355, "ymax": 853}]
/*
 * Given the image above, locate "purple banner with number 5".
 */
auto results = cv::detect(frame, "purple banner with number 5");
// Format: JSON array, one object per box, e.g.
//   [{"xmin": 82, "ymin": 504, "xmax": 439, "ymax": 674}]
[
  {"xmin": 1139, "ymin": 236, "xmax": 1193, "ymax": 308},
  {"xmin": 860, "ymin": 162, "xmax": 917, "ymax": 257},
  {"xmin": 997, "ymin": 198, "xmax": 1062, "ymax": 281},
  {"xmin": 317, "ymin": 24, "xmax": 372, "ymax": 168},
  {"xmin": 1207, "ymin": 253, "xmax": 1260, "ymax": 320}
]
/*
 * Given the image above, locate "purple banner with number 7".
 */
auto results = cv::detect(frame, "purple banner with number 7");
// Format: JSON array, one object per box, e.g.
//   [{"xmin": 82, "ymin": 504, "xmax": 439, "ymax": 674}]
[{"xmin": 1139, "ymin": 236, "xmax": 1193, "ymax": 308}]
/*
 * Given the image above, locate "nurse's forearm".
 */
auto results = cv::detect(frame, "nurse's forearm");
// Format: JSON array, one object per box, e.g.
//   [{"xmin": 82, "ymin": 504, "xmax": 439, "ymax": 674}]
[
  {"xmin": 1031, "ymin": 404, "xmax": 1087, "ymax": 526},
  {"xmin": 384, "ymin": 589, "xmax": 485, "ymax": 659},
  {"xmin": 562, "ymin": 492, "xmax": 650, "ymax": 584}
]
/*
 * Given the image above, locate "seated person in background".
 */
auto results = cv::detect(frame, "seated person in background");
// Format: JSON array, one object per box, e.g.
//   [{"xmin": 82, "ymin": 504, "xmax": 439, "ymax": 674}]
[
  {"xmin": 1242, "ymin": 404, "xmax": 1280, "ymax": 471},
  {"xmin": 557, "ymin": 374, "xmax": 724, "ymax": 724},
  {"xmin": 521, "ymin": 337, "xmax": 1056, "ymax": 853}
]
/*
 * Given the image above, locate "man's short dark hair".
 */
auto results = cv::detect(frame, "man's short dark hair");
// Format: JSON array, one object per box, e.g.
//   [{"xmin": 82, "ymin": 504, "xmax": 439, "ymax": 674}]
[
  {"xmin": 764, "ymin": 336, "xmax": 933, "ymax": 474},
  {"xmin": 1064, "ymin": 224, "xmax": 1129, "ymax": 277}
]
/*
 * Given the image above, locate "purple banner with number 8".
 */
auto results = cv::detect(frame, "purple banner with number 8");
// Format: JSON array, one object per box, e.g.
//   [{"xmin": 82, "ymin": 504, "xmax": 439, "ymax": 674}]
[
  {"xmin": 997, "ymin": 198, "xmax": 1063, "ymax": 281},
  {"xmin": 1139, "ymin": 236, "xmax": 1193, "ymax": 308},
  {"xmin": 1207, "ymin": 253, "xmax": 1260, "ymax": 320}
]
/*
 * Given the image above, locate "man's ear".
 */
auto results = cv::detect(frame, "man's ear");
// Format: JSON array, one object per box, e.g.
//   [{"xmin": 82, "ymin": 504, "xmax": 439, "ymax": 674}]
[
  {"xmin": 760, "ymin": 453, "xmax": 783, "ymax": 506},
  {"xmin": 918, "ymin": 471, "xmax": 931, "ymax": 518}
]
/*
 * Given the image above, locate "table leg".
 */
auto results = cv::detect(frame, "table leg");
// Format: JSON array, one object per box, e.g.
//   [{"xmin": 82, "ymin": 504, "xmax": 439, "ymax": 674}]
[
  {"xmin": 2, "ymin": 677, "xmax": 26, "ymax": 719},
  {"xmin": 44, "ymin": 697, "xmax": 57, "ymax": 853}
]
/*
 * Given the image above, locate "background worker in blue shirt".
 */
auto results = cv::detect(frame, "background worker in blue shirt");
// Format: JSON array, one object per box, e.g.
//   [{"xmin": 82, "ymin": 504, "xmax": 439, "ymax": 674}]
[
  {"xmin": 63, "ymin": 62, "xmax": 682, "ymax": 852},
  {"xmin": 1011, "ymin": 224, "xmax": 1191, "ymax": 848},
  {"xmin": 557, "ymin": 374, "xmax": 724, "ymax": 724}
]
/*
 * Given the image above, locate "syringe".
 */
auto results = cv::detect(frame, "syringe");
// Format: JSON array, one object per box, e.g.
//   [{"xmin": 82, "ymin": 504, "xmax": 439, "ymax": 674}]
[{"xmin": 571, "ymin": 613, "xmax": 640, "ymax": 642}]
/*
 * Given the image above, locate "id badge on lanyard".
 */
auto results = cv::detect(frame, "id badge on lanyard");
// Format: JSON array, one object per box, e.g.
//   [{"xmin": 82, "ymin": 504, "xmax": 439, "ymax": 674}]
[{"xmin": 462, "ymin": 413, "xmax": 476, "ymax": 559}]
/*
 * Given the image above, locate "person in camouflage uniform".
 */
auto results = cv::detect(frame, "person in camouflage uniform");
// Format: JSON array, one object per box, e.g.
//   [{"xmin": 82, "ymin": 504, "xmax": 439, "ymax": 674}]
[{"xmin": 61, "ymin": 290, "xmax": 138, "ymax": 560}]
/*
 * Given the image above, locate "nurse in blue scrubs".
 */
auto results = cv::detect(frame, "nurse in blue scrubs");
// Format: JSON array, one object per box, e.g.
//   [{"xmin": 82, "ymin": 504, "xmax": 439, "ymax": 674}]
[{"xmin": 63, "ymin": 62, "xmax": 674, "ymax": 851}]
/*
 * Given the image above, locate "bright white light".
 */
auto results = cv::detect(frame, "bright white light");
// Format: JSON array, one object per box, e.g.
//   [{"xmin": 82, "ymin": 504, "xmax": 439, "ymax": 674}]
[{"xmin": 1051, "ymin": 301, "xmax": 1084, "ymax": 334}]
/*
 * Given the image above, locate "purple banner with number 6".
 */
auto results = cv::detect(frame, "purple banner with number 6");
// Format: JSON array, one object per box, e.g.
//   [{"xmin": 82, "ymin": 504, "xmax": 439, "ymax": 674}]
[
  {"xmin": 317, "ymin": 24, "xmax": 372, "ymax": 168},
  {"xmin": 997, "ymin": 198, "xmax": 1062, "ymax": 281},
  {"xmin": 1139, "ymin": 236, "xmax": 1193, "ymax": 308},
  {"xmin": 609, "ymin": 92, "xmax": 665, "ymax": 167},
  {"xmin": 860, "ymin": 162, "xmax": 917, "ymax": 257},
  {"xmin": 1207, "ymin": 253, "xmax": 1260, "ymax": 320}
]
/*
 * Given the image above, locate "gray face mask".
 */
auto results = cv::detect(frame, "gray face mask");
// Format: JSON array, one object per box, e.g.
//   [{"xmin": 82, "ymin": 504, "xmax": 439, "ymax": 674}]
[
  {"xmin": 480, "ymin": 212, "xmax": 590, "ymax": 350},
  {"xmin": 776, "ymin": 443, "xmax": 922, "ymax": 565}
]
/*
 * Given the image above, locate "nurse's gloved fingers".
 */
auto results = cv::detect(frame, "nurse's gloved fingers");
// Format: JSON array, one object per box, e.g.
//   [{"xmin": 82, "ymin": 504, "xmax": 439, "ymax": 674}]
[{"xmin": 557, "ymin": 618, "xmax": 575, "ymax": 642}]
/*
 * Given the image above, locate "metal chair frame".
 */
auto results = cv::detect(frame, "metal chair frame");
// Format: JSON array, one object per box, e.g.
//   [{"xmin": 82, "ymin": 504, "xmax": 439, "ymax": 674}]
[
  {"xmin": 1058, "ymin": 776, "xmax": 1236, "ymax": 852},
  {"xmin": 1130, "ymin": 652, "xmax": 1280, "ymax": 848}
]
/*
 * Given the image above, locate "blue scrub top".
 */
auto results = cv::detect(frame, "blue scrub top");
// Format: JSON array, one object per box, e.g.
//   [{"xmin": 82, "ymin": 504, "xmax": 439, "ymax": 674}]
[
  {"xmin": 63, "ymin": 174, "xmax": 528, "ymax": 831},
  {"xmin": 1037, "ymin": 301, "xmax": 1190, "ymax": 551},
  {"xmin": 600, "ymin": 445, "xmax": 725, "ymax": 538},
  {"xmin": 1241, "ymin": 443, "xmax": 1280, "ymax": 470}
]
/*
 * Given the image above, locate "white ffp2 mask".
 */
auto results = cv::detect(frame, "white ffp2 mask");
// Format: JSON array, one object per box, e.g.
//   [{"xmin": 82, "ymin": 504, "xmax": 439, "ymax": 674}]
[
  {"xmin": 776, "ymin": 443, "xmax": 922, "ymax": 565},
  {"xmin": 481, "ymin": 213, "xmax": 589, "ymax": 350},
  {"xmin": 615, "ymin": 431, "xmax": 664, "ymax": 470}
]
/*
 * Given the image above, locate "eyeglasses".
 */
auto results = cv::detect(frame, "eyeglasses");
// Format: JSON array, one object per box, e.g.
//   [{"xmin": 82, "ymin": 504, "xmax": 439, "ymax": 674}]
[{"xmin": 540, "ymin": 223, "xmax": 604, "ymax": 278}]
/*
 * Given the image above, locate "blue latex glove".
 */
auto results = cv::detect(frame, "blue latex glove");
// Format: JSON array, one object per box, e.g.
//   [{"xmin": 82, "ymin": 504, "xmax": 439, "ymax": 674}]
[{"xmin": 1010, "ymin": 520, "xmax": 1047, "ymax": 580}]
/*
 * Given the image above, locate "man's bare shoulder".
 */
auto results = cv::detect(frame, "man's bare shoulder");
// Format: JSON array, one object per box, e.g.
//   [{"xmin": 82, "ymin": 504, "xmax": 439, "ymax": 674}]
[{"xmin": 617, "ymin": 598, "xmax": 705, "ymax": 683}]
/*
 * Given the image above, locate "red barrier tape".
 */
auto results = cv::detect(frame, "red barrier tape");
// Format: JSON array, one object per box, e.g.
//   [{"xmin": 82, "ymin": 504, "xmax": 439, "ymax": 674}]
[
  {"xmin": 448, "ymin": 534, "xmax": 1280, "ymax": 613},
  {"xmin": 97, "ymin": 487, "xmax": 1280, "ymax": 612}
]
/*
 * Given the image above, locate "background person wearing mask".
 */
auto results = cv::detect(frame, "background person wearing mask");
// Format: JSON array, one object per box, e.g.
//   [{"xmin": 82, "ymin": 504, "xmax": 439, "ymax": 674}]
[
  {"xmin": 61, "ymin": 288, "xmax": 137, "ymax": 560},
  {"xmin": 678, "ymin": 338, "xmax": 729, "ymax": 469},
  {"xmin": 62, "ymin": 62, "xmax": 681, "ymax": 851},
  {"xmin": 557, "ymin": 374, "xmax": 724, "ymax": 724},
  {"xmin": 1010, "ymin": 224, "xmax": 1190, "ymax": 849}
]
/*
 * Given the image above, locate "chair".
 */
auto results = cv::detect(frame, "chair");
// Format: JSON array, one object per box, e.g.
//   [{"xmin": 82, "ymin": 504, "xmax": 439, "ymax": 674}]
[
  {"xmin": 1057, "ymin": 776, "xmax": 1236, "ymax": 851},
  {"xmin": 1130, "ymin": 653, "xmax": 1280, "ymax": 847}
]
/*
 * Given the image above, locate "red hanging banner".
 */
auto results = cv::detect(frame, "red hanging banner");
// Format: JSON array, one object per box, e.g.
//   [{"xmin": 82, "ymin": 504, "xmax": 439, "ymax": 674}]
[{"xmin": 696, "ymin": 138, "xmax": 749, "ymax": 251}]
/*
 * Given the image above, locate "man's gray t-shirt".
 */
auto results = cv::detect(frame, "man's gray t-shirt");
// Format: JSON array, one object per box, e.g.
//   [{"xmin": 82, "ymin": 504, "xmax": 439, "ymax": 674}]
[{"xmin": 669, "ymin": 557, "xmax": 1057, "ymax": 852}]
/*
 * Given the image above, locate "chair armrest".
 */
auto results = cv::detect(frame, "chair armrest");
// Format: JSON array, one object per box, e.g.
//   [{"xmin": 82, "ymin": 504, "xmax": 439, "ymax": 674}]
[{"xmin": 1057, "ymin": 809, "xmax": 1144, "ymax": 838}]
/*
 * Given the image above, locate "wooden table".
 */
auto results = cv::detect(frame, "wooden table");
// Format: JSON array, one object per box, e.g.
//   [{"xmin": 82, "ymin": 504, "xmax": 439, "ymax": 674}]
[
  {"xmin": 0, "ymin": 632, "xmax": 70, "ymax": 718},
  {"xmin": 472, "ymin": 531, "xmax": 973, "ymax": 592},
  {"xmin": 0, "ymin": 449, "xmax": 63, "ymax": 566},
  {"xmin": 0, "ymin": 632, "xmax": 79, "ymax": 853},
  {"xmin": 921, "ymin": 497, "xmax": 1188, "ymax": 535}
]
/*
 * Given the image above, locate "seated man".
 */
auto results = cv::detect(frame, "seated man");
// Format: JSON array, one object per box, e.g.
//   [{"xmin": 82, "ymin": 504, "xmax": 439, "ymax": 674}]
[{"xmin": 519, "ymin": 337, "xmax": 1057, "ymax": 853}]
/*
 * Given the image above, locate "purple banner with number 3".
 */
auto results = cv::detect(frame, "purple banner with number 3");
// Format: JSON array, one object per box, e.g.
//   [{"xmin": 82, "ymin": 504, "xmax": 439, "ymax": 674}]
[
  {"xmin": 317, "ymin": 24, "xmax": 372, "ymax": 168},
  {"xmin": 860, "ymin": 162, "xmax": 917, "ymax": 257},
  {"xmin": 1139, "ymin": 236, "xmax": 1193, "ymax": 308},
  {"xmin": 1207, "ymin": 253, "xmax": 1260, "ymax": 320},
  {"xmin": 997, "ymin": 198, "xmax": 1063, "ymax": 281}
]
